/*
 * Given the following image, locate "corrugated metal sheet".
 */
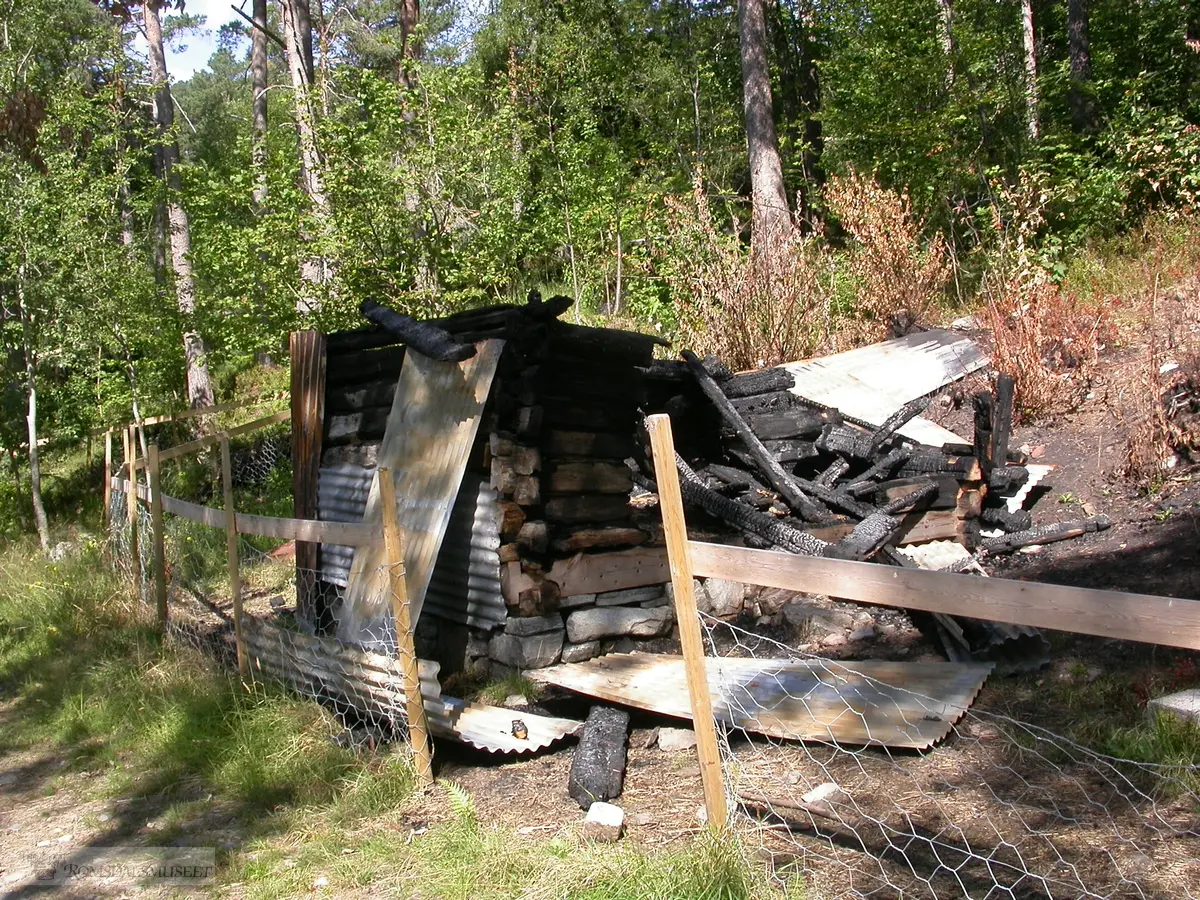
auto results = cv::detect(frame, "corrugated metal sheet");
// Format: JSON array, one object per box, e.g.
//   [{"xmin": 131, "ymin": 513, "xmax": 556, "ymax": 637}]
[
  {"xmin": 782, "ymin": 330, "xmax": 987, "ymax": 446},
  {"xmin": 317, "ymin": 464, "xmax": 374, "ymax": 587},
  {"xmin": 316, "ymin": 466, "xmax": 505, "ymax": 630},
  {"xmin": 533, "ymin": 652, "xmax": 993, "ymax": 750},
  {"xmin": 340, "ymin": 340, "xmax": 503, "ymax": 650},
  {"xmin": 425, "ymin": 473, "xmax": 506, "ymax": 629}
]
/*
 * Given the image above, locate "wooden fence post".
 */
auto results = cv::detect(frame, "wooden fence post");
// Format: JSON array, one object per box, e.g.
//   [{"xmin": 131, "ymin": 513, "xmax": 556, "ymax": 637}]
[
  {"xmin": 646, "ymin": 413, "xmax": 728, "ymax": 828},
  {"xmin": 220, "ymin": 434, "xmax": 247, "ymax": 676},
  {"xmin": 377, "ymin": 466, "xmax": 435, "ymax": 787},
  {"xmin": 148, "ymin": 443, "xmax": 168, "ymax": 629},
  {"xmin": 125, "ymin": 424, "xmax": 140, "ymax": 588},
  {"xmin": 103, "ymin": 428, "xmax": 112, "ymax": 535}
]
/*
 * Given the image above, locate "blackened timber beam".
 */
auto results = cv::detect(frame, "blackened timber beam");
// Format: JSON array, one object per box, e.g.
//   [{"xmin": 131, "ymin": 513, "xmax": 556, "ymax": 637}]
[
  {"xmin": 868, "ymin": 396, "xmax": 930, "ymax": 454},
  {"xmin": 360, "ymin": 299, "xmax": 477, "ymax": 362},
  {"xmin": 681, "ymin": 350, "xmax": 828, "ymax": 522},
  {"xmin": 990, "ymin": 374, "xmax": 1016, "ymax": 469},
  {"xmin": 979, "ymin": 515, "xmax": 1111, "ymax": 555}
]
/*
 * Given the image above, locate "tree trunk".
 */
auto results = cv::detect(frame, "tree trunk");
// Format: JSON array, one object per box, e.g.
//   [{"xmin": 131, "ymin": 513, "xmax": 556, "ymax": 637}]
[
  {"xmin": 772, "ymin": 0, "xmax": 823, "ymax": 231},
  {"xmin": 17, "ymin": 263, "xmax": 49, "ymax": 554},
  {"xmin": 143, "ymin": 0, "xmax": 215, "ymax": 409},
  {"xmin": 251, "ymin": 0, "xmax": 269, "ymax": 209},
  {"xmin": 1067, "ymin": 0, "xmax": 1098, "ymax": 133},
  {"xmin": 397, "ymin": 0, "xmax": 421, "ymax": 86},
  {"xmin": 936, "ymin": 0, "xmax": 957, "ymax": 84},
  {"xmin": 1021, "ymin": 0, "xmax": 1040, "ymax": 140},
  {"xmin": 282, "ymin": 0, "xmax": 332, "ymax": 314},
  {"xmin": 738, "ymin": 0, "xmax": 791, "ymax": 241}
]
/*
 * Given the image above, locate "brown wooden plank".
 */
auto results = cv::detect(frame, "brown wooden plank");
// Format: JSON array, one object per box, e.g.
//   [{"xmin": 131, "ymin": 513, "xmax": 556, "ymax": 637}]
[
  {"xmin": 544, "ymin": 461, "xmax": 632, "ymax": 494},
  {"xmin": 646, "ymin": 414, "xmax": 727, "ymax": 827},
  {"xmin": 688, "ymin": 541, "xmax": 1200, "ymax": 652},
  {"xmin": 547, "ymin": 547, "xmax": 670, "ymax": 598},
  {"xmin": 291, "ymin": 331, "xmax": 326, "ymax": 623}
]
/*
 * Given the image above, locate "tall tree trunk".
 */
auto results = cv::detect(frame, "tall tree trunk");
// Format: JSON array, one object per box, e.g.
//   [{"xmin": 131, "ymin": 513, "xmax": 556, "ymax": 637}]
[
  {"xmin": 251, "ymin": 0, "xmax": 269, "ymax": 209},
  {"xmin": 1021, "ymin": 0, "xmax": 1040, "ymax": 140},
  {"xmin": 282, "ymin": 0, "xmax": 332, "ymax": 314},
  {"xmin": 738, "ymin": 0, "xmax": 791, "ymax": 240},
  {"xmin": 397, "ymin": 0, "xmax": 421, "ymax": 87},
  {"xmin": 936, "ymin": 0, "xmax": 957, "ymax": 84},
  {"xmin": 17, "ymin": 261, "xmax": 49, "ymax": 554},
  {"xmin": 1067, "ymin": 0, "xmax": 1099, "ymax": 133},
  {"xmin": 143, "ymin": 0, "xmax": 215, "ymax": 409}
]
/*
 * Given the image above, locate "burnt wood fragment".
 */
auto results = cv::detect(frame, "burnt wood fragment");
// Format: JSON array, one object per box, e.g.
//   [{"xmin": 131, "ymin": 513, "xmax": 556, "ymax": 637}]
[
  {"xmin": 704, "ymin": 464, "xmax": 762, "ymax": 493},
  {"xmin": 973, "ymin": 392, "xmax": 994, "ymax": 473},
  {"xmin": 324, "ymin": 344, "xmax": 405, "ymax": 387},
  {"xmin": 981, "ymin": 506, "xmax": 1033, "ymax": 532},
  {"xmin": 878, "ymin": 481, "xmax": 939, "ymax": 515},
  {"xmin": 682, "ymin": 350, "xmax": 828, "ymax": 522},
  {"xmin": 360, "ymin": 299, "xmax": 477, "ymax": 362},
  {"xmin": 868, "ymin": 396, "xmax": 930, "ymax": 453},
  {"xmin": 740, "ymin": 408, "xmax": 827, "ymax": 441},
  {"xmin": 845, "ymin": 449, "xmax": 911, "ymax": 496},
  {"xmin": 815, "ymin": 459, "xmax": 851, "ymax": 488},
  {"xmin": 720, "ymin": 367, "xmax": 795, "ymax": 398},
  {"xmin": 897, "ymin": 452, "xmax": 981, "ymax": 479},
  {"xmin": 816, "ymin": 423, "xmax": 876, "ymax": 459},
  {"xmin": 988, "ymin": 465, "xmax": 1029, "ymax": 492},
  {"xmin": 822, "ymin": 512, "xmax": 902, "ymax": 561},
  {"xmin": 569, "ymin": 706, "xmax": 630, "ymax": 810},
  {"xmin": 990, "ymin": 374, "xmax": 1016, "ymax": 470},
  {"xmin": 730, "ymin": 390, "xmax": 800, "ymax": 415},
  {"xmin": 872, "ymin": 475, "xmax": 960, "ymax": 509},
  {"xmin": 544, "ymin": 495, "xmax": 631, "ymax": 524},
  {"xmin": 979, "ymin": 515, "xmax": 1110, "ymax": 555},
  {"xmin": 764, "ymin": 439, "xmax": 818, "ymax": 464}
]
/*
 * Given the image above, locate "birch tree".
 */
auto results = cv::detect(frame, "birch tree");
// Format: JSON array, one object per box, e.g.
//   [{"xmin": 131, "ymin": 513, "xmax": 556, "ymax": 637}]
[{"xmin": 1021, "ymin": 0, "xmax": 1040, "ymax": 140}]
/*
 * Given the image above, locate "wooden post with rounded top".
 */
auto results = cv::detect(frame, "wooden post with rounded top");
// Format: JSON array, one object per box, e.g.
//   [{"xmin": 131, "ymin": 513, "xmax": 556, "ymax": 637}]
[{"xmin": 645, "ymin": 413, "xmax": 728, "ymax": 827}]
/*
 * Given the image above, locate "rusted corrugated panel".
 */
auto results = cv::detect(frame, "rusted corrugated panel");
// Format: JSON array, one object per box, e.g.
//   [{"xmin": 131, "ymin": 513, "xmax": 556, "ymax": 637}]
[
  {"xmin": 533, "ymin": 652, "xmax": 993, "ymax": 750},
  {"xmin": 339, "ymin": 341, "xmax": 504, "ymax": 650},
  {"xmin": 425, "ymin": 474, "xmax": 505, "ymax": 629},
  {"xmin": 783, "ymin": 330, "xmax": 986, "ymax": 446}
]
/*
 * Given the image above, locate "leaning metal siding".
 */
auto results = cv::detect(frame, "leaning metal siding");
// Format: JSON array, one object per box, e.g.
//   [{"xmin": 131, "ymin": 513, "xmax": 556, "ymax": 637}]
[{"xmin": 316, "ymin": 464, "xmax": 504, "ymax": 630}]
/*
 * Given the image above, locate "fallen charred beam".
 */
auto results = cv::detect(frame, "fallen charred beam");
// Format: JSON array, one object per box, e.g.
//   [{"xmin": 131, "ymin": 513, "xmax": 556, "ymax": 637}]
[
  {"xmin": 871, "ymin": 475, "xmax": 960, "ymax": 509},
  {"xmin": 979, "ymin": 515, "xmax": 1111, "ymax": 555},
  {"xmin": 868, "ymin": 396, "xmax": 930, "ymax": 454},
  {"xmin": 981, "ymin": 506, "xmax": 1033, "ymax": 532},
  {"xmin": 682, "ymin": 350, "xmax": 828, "ymax": 522},
  {"xmin": 878, "ymin": 481, "xmax": 939, "ymax": 515},
  {"xmin": 816, "ymin": 423, "xmax": 876, "ymax": 459},
  {"xmin": 637, "ymin": 456, "xmax": 829, "ymax": 557},
  {"xmin": 360, "ymin": 299, "xmax": 477, "ymax": 362},
  {"xmin": 845, "ymin": 449, "xmax": 911, "ymax": 496},
  {"xmin": 822, "ymin": 512, "xmax": 902, "ymax": 561},
  {"xmin": 720, "ymin": 367, "xmax": 795, "ymax": 398},
  {"xmin": 990, "ymin": 374, "xmax": 1015, "ymax": 471},
  {"xmin": 815, "ymin": 458, "xmax": 851, "ymax": 488},
  {"xmin": 569, "ymin": 706, "xmax": 630, "ymax": 810}
]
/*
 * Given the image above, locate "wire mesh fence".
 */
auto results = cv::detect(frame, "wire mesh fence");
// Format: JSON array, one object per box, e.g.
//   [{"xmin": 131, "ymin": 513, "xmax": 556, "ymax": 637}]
[
  {"xmin": 102, "ymin": 424, "xmax": 1200, "ymax": 898},
  {"xmin": 700, "ymin": 615, "xmax": 1200, "ymax": 899}
]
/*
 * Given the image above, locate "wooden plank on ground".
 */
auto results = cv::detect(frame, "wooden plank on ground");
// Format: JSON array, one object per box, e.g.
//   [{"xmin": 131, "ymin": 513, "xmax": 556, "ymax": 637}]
[
  {"xmin": 339, "ymin": 340, "xmax": 504, "ymax": 645},
  {"xmin": 546, "ymin": 547, "xmax": 670, "ymax": 598},
  {"xmin": 688, "ymin": 541, "xmax": 1200, "ymax": 652}
]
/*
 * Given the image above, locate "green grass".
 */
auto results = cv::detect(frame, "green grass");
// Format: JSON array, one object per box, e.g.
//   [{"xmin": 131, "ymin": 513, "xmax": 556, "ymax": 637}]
[{"xmin": 0, "ymin": 540, "xmax": 790, "ymax": 898}]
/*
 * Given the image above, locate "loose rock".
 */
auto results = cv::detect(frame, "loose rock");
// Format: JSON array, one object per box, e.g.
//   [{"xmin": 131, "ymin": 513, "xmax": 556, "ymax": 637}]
[
  {"xmin": 561, "ymin": 640, "xmax": 601, "ymax": 663},
  {"xmin": 581, "ymin": 802, "xmax": 625, "ymax": 842},
  {"xmin": 566, "ymin": 607, "xmax": 673, "ymax": 643},
  {"xmin": 702, "ymin": 578, "xmax": 746, "ymax": 618},
  {"xmin": 656, "ymin": 727, "xmax": 698, "ymax": 751},
  {"xmin": 489, "ymin": 630, "xmax": 563, "ymax": 669}
]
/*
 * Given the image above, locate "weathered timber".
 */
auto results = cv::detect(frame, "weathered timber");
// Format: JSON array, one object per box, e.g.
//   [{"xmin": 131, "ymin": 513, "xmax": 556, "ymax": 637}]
[
  {"xmin": 703, "ymin": 464, "xmax": 763, "ymax": 493},
  {"xmin": 544, "ymin": 430, "xmax": 633, "ymax": 459},
  {"xmin": 546, "ymin": 320, "xmax": 665, "ymax": 362},
  {"xmin": 981, "ymin": 506, "xmax": 1033, "ymax": 532},
  {"xmin": 822, "ymin": 512, "xmax": 902, "ymax": 561},
  {"xmin": 663, "ymin": 457, "xmax": 828, "ymax": 556},
  {"xmin": 290, "ymin": 330, "xmax": 325, "ymax": 625},
  {"xmin": 326, "ymin": 379, "xmax": 395, "ymax": 413},
  {"xmin": 324, "ymin": 408, "xmax": 391, "ymax": 446},
  {"xmin": 544, "ymin": 495, "xmax": 632, "ymax": 524},
  {"xmin": 325, "ymin": 344, "xmax": 405, "ymax": 387},
  {"xmin": 741, "ymin": 408, "xmax": 827, "ymax": 441},
  {"xmin": 720, "ymin": 367, "xmax": 795, "ymax": 398},
  {"xmin": 879, "ymin": 481, "xmax": 939, "ymax": 515},
  {"xmin": 516, "ymin": 406, "xmax": 543, "ymax": 437},
  {"xmin": 816, "ymin": 458, "xmax": 851, "ymax": 487},
  {"xmin": 360, "ymin": 299, "xmax": 477, "ymax": 362},
  {"xmin": 990, "ymin": 374, "xmax": 1015, "ymax": 471},
  {"xmin": 973, "ymin": 392, "xmax": 994, "ymax": 473},
  {"xmin": 729, "ymin": 390, "xmax": 800, "ymax": 415},
  {"xmin": 869, "ymin": 396, "xmax": 930, "ymax": 453},
  {"xmin": 874, "ymin": 475, "xmax": 960, "ymax": 509},
  {"xmin": 517, "ymin": 521, "xmax": 549, "ymax": 554},
  {"xmin": 989, "ymin": 465, "xmax": 1029, "ymax": 491},
  {"xmin": 544, "ymin": 461, "xmax": 632, "ymax": 495},
  {"xmin": 551, "ymin": 527, "xmax": 647, "ymax": 553},
  {"xmin": 764, "ymin": 439, "xmax": 818, "ymax": 463},
  {"xmin": 788, "ymin": 474, "xmax": 877, "ymax": 520},
  {"xmin": 817, "ymin": 423, "xmax": 879, "ymax": 459},
  {"xmin": 568, "ymin": 707, "xmax": 631, "ymax": 810},
  {"xmin": 897, "ymin": 452, "xmax": 982, "ymax": 480},
  {"xmin": 543, "ymin": 404, "xmax": 637, "ymax": 432},
  {"xmin": 682, "ymin": 350, "xmax": 827, "ymax": 522},
  {"xmin": 499, "ymin": 501, "xmax": 526, "ymax": 540},
  {"xmin": 845, "ymin": 449, "xmax": 913, "ymax": 496},
  {"xmin": 979, "ymin": 515, "xmax": 1111, "ymax": 555},
  {"xmin": 895, "ymin": 509, "xmax": 981, "ymax": 548}
]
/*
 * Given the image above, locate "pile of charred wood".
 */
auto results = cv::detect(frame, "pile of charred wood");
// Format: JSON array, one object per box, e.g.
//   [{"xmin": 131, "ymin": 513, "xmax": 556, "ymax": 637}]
[{"xmin": 636, "ymin": 352, "xmax": 1109, "ymax": 568}]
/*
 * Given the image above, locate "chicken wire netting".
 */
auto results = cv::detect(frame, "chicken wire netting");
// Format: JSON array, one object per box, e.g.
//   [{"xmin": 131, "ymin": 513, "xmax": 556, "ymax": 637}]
[{"xmin": 697, "ymin": 614, "xmax": 1200, "ymax": 899}]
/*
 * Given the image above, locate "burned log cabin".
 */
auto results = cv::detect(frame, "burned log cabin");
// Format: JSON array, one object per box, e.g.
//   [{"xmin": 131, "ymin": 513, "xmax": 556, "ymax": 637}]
[{"xmin": 289, "ymin": 296, "xmax": 675, "ymax": 676}]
